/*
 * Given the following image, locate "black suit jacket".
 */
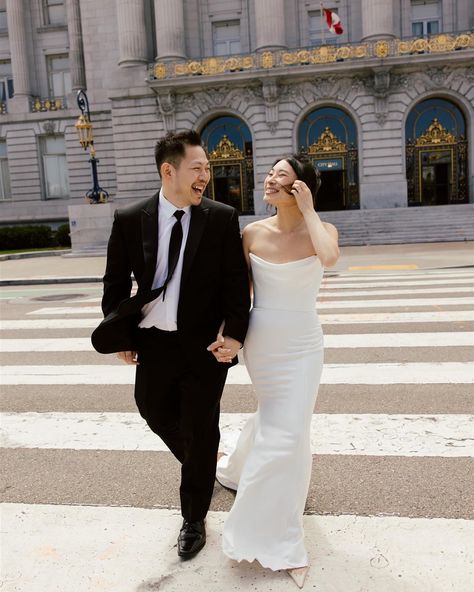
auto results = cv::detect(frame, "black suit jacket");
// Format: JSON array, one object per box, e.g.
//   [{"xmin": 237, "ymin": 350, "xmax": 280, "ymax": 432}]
[{"xmin": 92, "ymin": 193, "xmax": 251, "ymax": 370}]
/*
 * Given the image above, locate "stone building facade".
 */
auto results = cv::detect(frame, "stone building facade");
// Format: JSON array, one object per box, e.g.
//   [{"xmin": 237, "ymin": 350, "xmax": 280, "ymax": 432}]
[{"xmin": 0, "ymin": 0, "xmax": 473, "ymax": 242}]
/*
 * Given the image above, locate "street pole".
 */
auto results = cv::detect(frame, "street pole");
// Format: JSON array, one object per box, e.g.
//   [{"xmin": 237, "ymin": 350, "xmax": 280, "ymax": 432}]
[{"xmin": 75, "ymin": 89, "xmax": 109, "ymax": 204}]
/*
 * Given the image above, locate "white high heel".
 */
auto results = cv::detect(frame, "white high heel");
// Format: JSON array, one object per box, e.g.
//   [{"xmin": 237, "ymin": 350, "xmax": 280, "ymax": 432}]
[{"xmin": 287, "ymin": 566, "xmax": 309, "ymax": 589}]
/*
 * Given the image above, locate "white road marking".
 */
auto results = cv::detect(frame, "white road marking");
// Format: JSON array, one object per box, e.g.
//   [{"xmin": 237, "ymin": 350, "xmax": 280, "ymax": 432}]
[
  {"xmin": 72, "ymin": 283, "xmax": 474, "ymax": 303},
  {"xmin": 324, "ymin": 270, "xmax": 474, "ymax": 281},
  {"xmin": 0, "ymin": 362, "xmax": 472, "ymax": 385},
  {"xmin": 1, "ymin": 332, "xmax": 473, "ymax": 352},
  {"xmin": 320, "ymin": 277, "xmax": 472, "ymax": 292},
  {"xmin": 2, "ymin": 310, "xmax": 474, "ymax": 331},
  {"xmin": 316, "ymin": 297, "xmax": 474, "ymax": 309},
  {"xmin": 2, "ymin": 504, "xmax": 472, "ymax": 592},
  {"xmin": 1, "ymin": 411, "xmax": 473, "ymax": 457},
  {"xmin": 26, "ymin": 296, "xmax": 474, "ymax": 316},
  {"xmin": 320, "ymin": 286, "xmax": 474, "ymax": 297},
  {"xmin": 323, "ymin": 332, "xmax": 474, "ymax": 348},
  {"xmin": 319, "ymin": 311, "xmax": 474, "ymax": 324},
  {"xmin": 0, "ymin": 338, "xmax": 95, "ymax": 352},
  {"xmin": 28, "ymin": 306, "xmax": 104, "ymax": 315},
  {"xmin": 0, "ymin": 318, "xmax": 100, "ymax": 329}
]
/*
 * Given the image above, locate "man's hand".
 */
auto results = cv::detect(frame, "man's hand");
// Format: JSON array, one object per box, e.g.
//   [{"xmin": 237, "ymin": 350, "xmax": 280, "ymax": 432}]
[
  {"xmin": 116, "ymin": 351, "xmax": 139, "ymax": 365},
  {"xmin": 207, "ymin": 334, "xmax": 241, "ymax": 363}
]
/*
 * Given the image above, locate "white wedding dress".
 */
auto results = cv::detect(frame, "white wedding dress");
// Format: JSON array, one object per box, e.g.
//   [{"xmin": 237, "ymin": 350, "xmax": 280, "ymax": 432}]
[{"xmin": 216, "ymin": 252, "xmax": 324, "ymax": 570}]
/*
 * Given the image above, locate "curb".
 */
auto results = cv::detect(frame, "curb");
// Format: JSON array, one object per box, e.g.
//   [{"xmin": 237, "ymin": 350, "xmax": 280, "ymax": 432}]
[
  {"xmin": 0, "ymin": 250, "xmax": 71, "ymax": 261},
  {"xmin": 0, "ymin": 276, "xmax": 103, "ymax": 286}
]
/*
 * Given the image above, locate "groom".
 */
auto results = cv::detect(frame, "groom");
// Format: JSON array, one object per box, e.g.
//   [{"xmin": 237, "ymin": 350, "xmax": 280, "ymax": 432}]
[{"xmin": 97, "ymin": 130, "xmax": 250, "ymax": 559}]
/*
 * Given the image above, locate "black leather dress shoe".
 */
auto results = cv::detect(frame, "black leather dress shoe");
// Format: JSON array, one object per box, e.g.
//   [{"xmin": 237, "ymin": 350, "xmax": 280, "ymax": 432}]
[{"xmin": 177, "ymin": 519, "xmax": 206, "ymax": 559}]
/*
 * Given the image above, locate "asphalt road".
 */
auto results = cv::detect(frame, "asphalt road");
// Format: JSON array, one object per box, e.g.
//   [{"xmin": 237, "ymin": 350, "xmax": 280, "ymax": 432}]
[{"xmin": 1, "ymin": 265, "xmax": 473, "ymax": 592}]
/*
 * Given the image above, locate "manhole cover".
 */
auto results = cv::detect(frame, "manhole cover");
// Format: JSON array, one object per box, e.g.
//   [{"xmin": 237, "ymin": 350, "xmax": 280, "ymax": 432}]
[{"xmin": 33, "ymin": 293, "xmax": 85, "ymax": 302}]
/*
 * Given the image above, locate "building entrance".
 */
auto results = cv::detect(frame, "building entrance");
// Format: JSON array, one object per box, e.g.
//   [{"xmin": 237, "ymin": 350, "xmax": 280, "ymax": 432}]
[
  {"xmin": 317, "ymin": 170, "xmax": 345, "ymax": 211},
  {"xmin": 406, "ymin": 99, "xmax": 468, "ymax": 206},
  {"xmin": 298, "ymin": 107, "xmax": 359, "ymax": 210},
  {"xmin": 201, "ymin": 116, "xmax": 254, "ymax": 214}
]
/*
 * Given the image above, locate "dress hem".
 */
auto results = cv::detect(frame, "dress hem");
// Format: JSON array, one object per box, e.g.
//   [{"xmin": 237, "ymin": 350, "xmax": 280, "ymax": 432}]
[{"xmin": 223, "ymin": 549, "xmax": 308, "ymax": 571}]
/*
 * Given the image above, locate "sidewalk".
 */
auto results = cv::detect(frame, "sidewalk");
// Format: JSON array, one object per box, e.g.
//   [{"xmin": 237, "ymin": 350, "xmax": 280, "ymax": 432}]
[{"xmin": 0, "ymin": 242, "xmax": 473, "ymax": 285}]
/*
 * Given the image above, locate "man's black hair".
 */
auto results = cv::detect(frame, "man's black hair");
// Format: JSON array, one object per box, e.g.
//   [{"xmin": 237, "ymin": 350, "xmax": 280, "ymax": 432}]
[{"xmin": 154, "ymin": 130, "xmax": 204, "ymax": 177}]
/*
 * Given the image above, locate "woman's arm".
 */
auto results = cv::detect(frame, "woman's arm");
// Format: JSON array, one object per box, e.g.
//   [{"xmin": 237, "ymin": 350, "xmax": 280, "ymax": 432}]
[{"xmin": 292, "ymin": 181, "xmax": 340, "ymax": 267}]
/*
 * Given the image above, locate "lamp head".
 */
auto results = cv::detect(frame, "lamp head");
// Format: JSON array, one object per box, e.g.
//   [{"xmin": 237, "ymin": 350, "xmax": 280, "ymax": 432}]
[{"xmin": 75, "ymin": 113, "xmax": 93, "ymax": 150}]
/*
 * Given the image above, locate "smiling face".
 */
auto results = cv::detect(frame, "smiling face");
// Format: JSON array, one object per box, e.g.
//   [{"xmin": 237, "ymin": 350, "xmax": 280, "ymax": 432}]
[
  {"xmin": 263, "ymin": 159, "xmax": 298, "ymax": 206},
  {"xmin": 161, "ymin": 144, "xmax": 210, "ymax": 208}
]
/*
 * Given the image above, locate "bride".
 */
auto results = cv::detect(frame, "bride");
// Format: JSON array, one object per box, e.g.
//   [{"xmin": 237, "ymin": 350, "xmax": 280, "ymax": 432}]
[{"xmin": 214, "ymin": 155, "xmax": 339, "ymax": 588}]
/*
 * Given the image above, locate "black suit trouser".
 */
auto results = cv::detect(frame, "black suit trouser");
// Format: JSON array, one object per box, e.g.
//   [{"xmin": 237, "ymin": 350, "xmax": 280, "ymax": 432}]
[{"xmin": 134, "ymin": 327, "xmax": 227, "ymax": 522}]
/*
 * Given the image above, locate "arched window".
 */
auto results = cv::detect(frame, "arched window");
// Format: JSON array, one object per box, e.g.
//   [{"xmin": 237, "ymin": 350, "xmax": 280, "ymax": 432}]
[
  {"xmin": 406, "ymin": 98, "xmax": 468, "ymax": 206},
  {"xmin": 298, "ymin": 107, "xmax": 359, "ymax": 211},
  {"xmin": 200, "ymin": 115, "xmax": 254, "ymax": 214}
]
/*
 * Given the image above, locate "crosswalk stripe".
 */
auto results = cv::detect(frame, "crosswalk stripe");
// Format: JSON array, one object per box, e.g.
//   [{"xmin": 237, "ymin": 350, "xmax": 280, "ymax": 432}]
[
  {"xmin": 0, "ymin": 362, "xmax": 472, "ymax": 385},
  {"xmin": 70, "ymin": 283, "xmax": 474, "ymax": 303},
  {"xmin": 1, "ymin": 411, "xmax": 472, "ymax": 457},
  {"xmin": 0, "ymin": 318, "xmax": 100, "ymax": 329},
  {"xmin": 24, "ymin": 296, "xmax": 474, "ymax": 316},
  {"xmin": 324, "ymin": 270, "xmax": 473, "ymax": 281},
  {"xmin": 319, "ymin": 311, "xmax": 474, "ymax": 323},
  {"xmin": 3, "ymin": 504, "xmax": 472, "ymax": 591},
  {"xmin": 2, "ymin": 310, "xmax": 474, "ymax": 330},
  {"xmin": 320, "ymin": 287, "xmax": 474, "ymax": 297},
  {"xmin": 320, "ymin": 278, "xmax": 474, "ymax": 289},
  {"xmin": 1, "ymin": 332, "xmax": 473, "ymax": 352}
]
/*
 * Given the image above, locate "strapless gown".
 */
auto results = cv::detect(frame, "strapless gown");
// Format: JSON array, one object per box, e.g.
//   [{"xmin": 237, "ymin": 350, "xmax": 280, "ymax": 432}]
[{"xmin": 216, "ymin": 252, "xmax": 324, "ymax": 570}]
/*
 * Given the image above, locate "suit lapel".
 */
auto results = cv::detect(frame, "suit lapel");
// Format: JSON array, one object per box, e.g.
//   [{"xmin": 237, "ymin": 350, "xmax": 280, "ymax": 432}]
[
  {"xmin": 141, "ymin": 192, "xmax": 159, "ymax": 290},
  {"xmin": 181, "ymin": 202, "xmax": 209, "ymax": 289}
]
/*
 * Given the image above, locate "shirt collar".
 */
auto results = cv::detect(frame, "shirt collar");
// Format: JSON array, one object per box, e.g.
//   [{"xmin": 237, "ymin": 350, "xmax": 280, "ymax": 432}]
[{"xmin": 159, "ymin": 190, "xmax": 191, "ymax": 219}]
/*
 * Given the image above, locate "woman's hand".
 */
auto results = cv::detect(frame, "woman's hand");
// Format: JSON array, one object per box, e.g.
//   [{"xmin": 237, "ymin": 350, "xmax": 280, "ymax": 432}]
[{"xmin": 290, "ymin": 180, "xmax": 314, "ymax": 214}]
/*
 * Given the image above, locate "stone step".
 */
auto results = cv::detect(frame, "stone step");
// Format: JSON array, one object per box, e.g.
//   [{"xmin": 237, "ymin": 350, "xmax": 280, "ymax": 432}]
[{"xmin": 239, "ymin": 205, "xmax": 474, "ymax": 246}]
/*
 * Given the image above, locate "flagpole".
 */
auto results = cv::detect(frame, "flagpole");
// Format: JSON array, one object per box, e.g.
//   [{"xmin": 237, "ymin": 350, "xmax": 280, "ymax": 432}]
[{"xmin": 320, "ymin": 3, "xmax": 326, "ymax": 45}]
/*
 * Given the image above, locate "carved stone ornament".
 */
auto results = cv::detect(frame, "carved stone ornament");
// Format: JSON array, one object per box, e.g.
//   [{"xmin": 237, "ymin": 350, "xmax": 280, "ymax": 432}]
[
  {"xmin": 425, "ymin": 67, "xmax": 449, "ymax": 87},
  {"xmin": 260, "ymin": 78, "xmax": 281, "ymax": 133},
  {"xmin": 156, "ymin": 91, "xmax": 176, "ymax": 132},
  {"xmin": 374, "ymin": 40, "xmax": 390, "ymax": 58},
  {"xmin": 375, "ymin": 111, "xmax": 388, "ymax": 126},
  {"xmin": 42, "ymin": 121, "xmax": 56, "ymax": 134}
]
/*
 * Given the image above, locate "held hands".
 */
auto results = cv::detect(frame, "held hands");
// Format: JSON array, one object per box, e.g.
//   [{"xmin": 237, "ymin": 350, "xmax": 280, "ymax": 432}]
[
  {"xmin": 207, "ymin": 333, "xmax": 241, "ymax": 363},
  {"xmin": 116, "ymin": 351, "xmax": 139, "ymax": 365}
]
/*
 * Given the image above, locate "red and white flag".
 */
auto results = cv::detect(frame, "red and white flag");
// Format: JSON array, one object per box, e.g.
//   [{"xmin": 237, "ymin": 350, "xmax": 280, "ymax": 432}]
[{"xmin": 323, "ymin": 8, "xmax": 344, "ymax": 35}]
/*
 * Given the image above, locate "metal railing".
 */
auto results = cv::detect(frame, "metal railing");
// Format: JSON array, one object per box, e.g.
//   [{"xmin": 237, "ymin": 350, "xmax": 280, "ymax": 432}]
[
  {"xmin": 148, "ymin": 31, "xmax": 474, "ymax": 81},
  {"xmin": 31, "ymin": 96, "xmax": 67, "ymax": 113}
]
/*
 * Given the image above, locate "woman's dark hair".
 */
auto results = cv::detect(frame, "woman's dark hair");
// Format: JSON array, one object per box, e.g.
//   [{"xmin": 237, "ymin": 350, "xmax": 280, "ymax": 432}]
[
  {"xmin": 274, "ymin": 155, "xmax": 321, "ymax": 207},
  {"xmin": 155, "ymin": 130, "xmax": 203, "ymax": 177}
]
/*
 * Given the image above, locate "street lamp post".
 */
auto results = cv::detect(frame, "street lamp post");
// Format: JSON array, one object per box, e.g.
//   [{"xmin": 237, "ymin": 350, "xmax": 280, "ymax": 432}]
[{"xmin": 74, "ymin": 89, "xmax": 109, "ymax": 204}]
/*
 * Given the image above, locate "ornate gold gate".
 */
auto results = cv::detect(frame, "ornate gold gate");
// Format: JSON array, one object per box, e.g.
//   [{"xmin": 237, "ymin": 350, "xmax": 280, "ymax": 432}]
[
  {"xmin": 406, "ymin": 118, "xmax": 468, "ymax": 205},
  {"xmin": 300, "ymin": 127, "xmax": 359, "ymax": 210},
  {"xmin": 206, "ymin": 135, "xmax": 254, "ymax": 213}
]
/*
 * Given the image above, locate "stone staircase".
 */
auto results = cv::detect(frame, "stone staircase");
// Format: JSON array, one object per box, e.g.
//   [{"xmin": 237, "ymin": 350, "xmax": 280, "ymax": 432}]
[{"xmin": 241, "ymin": 204, "xmax": 474, "ymax": 246}]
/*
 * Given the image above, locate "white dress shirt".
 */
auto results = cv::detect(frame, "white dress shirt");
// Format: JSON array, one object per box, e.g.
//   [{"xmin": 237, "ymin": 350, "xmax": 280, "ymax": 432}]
[{"xmin": 139, "ymin": 191, "xmax": 191, "ymax": 331}]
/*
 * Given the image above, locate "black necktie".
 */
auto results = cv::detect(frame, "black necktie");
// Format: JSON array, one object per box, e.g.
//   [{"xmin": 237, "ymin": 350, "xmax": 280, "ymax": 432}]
[{"xmin": 162, "ymin": 210, "xmax": 184, "ymax": 301}]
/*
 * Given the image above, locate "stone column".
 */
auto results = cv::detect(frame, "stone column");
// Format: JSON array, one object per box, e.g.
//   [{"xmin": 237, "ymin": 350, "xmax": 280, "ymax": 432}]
[
  {"xmin": 116, "ymin": 0, "xmax": 148, "ymax": 66},
  {"xmin": 66, "ymin": 0, "xmax": 86, "ymax": 89},
  {"xmin": 154, "ymin": 0, "xmax": 186, "ymax": 61},
  {"xmin": 254, "ymin": 0, "xmax": 286, "ymax": 51},
  {"xmin": 361, "ymin": 0, "xmax": 395, "ymax": 40},
  {"xmin": 6, "ymin": 0, "xmax": 30, "ymax": 111}
]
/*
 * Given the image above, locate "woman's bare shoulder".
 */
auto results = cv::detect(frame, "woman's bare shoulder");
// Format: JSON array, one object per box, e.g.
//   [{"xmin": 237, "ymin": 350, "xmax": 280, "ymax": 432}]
[{"xmin": 242, "ymin": 217, "xmax": 274, "ymax": 236}]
